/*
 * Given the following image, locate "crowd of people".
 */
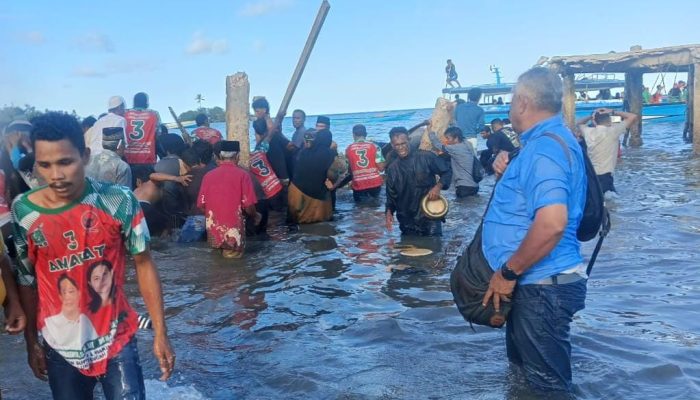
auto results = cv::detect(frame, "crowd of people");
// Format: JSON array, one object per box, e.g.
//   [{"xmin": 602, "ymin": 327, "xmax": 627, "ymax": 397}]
[{"xmin": 0, "ymin": 66, "xmax": 645, "ymax": 398}]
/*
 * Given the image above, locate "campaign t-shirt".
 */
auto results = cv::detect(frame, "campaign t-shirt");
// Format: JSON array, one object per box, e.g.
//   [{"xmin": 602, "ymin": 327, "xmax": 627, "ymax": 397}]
[
  {"xmin": 192, "ymin": 126, "xmax": 223, "ymax": 145},
  {"xmin": 12, "ymin": 178, "xmax": 150, "ymax": 376},
  {"xmin": 124, "ymin": 109, "xmax": 159, "ymax": 164}
]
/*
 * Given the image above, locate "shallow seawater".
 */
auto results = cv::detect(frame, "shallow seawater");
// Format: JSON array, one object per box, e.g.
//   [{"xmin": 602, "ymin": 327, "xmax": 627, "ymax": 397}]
[{"xmin": 1, "ymin": 114, "xmax": 699, "ymax": 399}]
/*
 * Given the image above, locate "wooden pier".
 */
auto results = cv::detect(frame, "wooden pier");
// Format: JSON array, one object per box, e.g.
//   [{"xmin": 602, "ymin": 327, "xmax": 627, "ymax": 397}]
[{"xmin": 541, "ymin": 44, "xmax": 700, "ymax": 155}]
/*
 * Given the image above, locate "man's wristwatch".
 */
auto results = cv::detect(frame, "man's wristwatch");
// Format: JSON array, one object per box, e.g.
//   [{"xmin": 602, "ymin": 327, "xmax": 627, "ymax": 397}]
[{"xmin": 500, "ymin": 263, "xmax": 520, "ymax": 281}]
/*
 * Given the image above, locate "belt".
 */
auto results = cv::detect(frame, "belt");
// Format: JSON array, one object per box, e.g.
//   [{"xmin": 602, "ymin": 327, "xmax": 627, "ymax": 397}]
[{"xmin": 535, "ymin": 273, "xmax": 586, "ymax": 285}]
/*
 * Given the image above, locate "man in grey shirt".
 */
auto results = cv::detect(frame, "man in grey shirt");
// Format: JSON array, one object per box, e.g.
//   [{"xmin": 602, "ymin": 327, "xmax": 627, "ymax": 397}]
[
  {"xmin": 429, "ymin": 126, "xmax": 479, "ymax": 197},
  {"xmin": 86, "ymin": 127, "xmax": 132, "ymax": 188},
  {"xmin": 454, "ymin": 87, "xmax": 485, "ymax": 150}
]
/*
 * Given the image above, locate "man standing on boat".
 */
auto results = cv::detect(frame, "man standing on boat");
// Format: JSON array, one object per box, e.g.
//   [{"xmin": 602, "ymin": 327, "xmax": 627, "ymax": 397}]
[
  {"xmin": 576, "ymin": 108, "xmax": 638, "ymax": 194},
  {"xmin": 454, "ymin": 87, "xmax": 484, "ymax": 150},
  {"xmin": 445, "ymin": 59, "xmax": 460, "ymax": 88},
  {"xmin": 481, "ymin": 67, "xmax": 587, "ymax": 394},
  {"xmin": 385, "ymin": 127, "xmax": 451, "ymax": 236}
]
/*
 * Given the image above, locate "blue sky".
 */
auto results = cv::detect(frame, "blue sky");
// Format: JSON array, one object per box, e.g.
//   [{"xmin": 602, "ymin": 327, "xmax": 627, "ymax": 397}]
[{"xmin": 0, "ymin": 0, "xmax": 698, "ymax": 122}]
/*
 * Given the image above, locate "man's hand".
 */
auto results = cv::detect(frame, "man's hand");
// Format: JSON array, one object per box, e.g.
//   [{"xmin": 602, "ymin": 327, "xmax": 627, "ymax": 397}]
[
  {"xmin": 4, "ymin": 300, "xmax": 26, "ymax": 334},
  {"xmin": 482, "ymin": 270, "xmax": 516, "ymax": 314},
  {"xmin": 176, "ymin": 175, "xmax": 192, "ymax": 187},
  {"xmin": 385, "ymin": 211, "xmax": 394, "ymax": 231},
  {"xmin": 153, "ymin": 334, "xmax": 175, "ymax": 381},
  {"xmin": 27, "ymin": 342, "xmax": 48, "ymax": 381},
  {"xmin": 427, "ymin": 184, "xmax": 441, "ymax": 201},
  {"xmin": 492, "ymin": 151, "xmax": 510, "ymax": 178}
]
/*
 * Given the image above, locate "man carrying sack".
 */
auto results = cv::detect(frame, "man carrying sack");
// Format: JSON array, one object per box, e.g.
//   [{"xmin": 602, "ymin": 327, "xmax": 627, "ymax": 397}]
[{"xmin": 451, "ymin": 68, "xmax": 588, "ymax": 395}]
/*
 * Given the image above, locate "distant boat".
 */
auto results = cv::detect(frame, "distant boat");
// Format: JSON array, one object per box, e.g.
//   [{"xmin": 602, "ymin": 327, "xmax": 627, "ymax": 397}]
[
  {"xmin": 164, "ymin": 120, "xmax": 196, "ymax": 130},
  {"xmin": 442, "ymin": 69, "xmax": 687, "ymax": 123}
]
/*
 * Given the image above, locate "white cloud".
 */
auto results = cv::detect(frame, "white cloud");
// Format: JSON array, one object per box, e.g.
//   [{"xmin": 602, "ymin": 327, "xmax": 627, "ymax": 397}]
[
  {"xmin": 185, "ymin": 32, "xmax": 229, "ymax": 55},
  {"xmin": 18, "ymin": 31, "xmax": 45, "ymax": 45},
  {"xmin": 71, "ymin": 59, "xmax": 156, "ymax": 79},
  {"xmin": 72, "ymin": 67, "xmax": 106, "ymax": 78},
  {"xmin": 239, "ymin": 0, "xmax": 293, "ymax": 17},
  {"xmin": 75, "ymin": 32, "xmax": 115, "ymax": 53}
]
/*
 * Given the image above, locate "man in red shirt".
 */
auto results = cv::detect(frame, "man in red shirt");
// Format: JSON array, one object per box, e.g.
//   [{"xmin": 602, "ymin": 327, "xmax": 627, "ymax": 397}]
[
  {"xmin": 12, "ymin": 112, "xmax": 174, "ymax": 398},
  {"xmin": 345, "ymin": 124, "xmax": 385, "ymax": 202},
  {"xmin": 191, "ymin": 113, "xmax": 222, "ymax": 145},
  {"xmin": 124, "ymin": 92, "xmax": 161, "ymax": 166},
  {"xmin": 198, "ymin": 141, "xmax": 258, "ymax": 259}
]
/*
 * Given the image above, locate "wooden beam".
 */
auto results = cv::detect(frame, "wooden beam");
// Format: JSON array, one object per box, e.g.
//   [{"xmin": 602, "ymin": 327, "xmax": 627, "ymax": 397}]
[
  {"xmin": 168, "ymin": 107, "xmax": 193, "ymax": 146},
  {"xmin": 694, "ymin": 63, "xmax": 700, "ymax": 154},
  {"xmin": 561, "ymin": 72, "xmax": 576, "ymax": 130},
  {"xmin": 277, "ymin": 0, "xmax": 331, "ymax": 117},
  {"xmin": 226, "ymin": 72, "xmax": 251, "ymax": 166},
  {"xmin": 625, "ymin": 70, "xmax": 644, "ymax": 147}
]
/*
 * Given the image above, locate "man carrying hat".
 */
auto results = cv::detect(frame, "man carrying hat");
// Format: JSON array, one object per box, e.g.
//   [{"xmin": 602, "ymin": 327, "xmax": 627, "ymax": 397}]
[
  {"xmin": 85, "ymin": 96, "xmax": 127, "ymax": 156},
  {"xmin": 197, "ymin": 141, "xmax": 258, "ymax": 258},
  {"xmin": 86, "ymin": 127, "xmax": 132, "ymax": 188},
  {"xmin": 385, "ymin": 127, "xmax": 452, "ymax": 236},
  {"xmin": 345, "ymin": 124, "xmax": 385, "ymax": 202}
]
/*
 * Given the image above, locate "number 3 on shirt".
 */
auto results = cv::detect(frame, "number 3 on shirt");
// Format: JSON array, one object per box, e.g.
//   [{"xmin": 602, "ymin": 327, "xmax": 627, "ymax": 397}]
[
  {"xmin": 354, "ymin": 149, "xmax": 369, "ymax": 168},
  {"xmin": 251, "ymin": 159, "xmax": 270, "ymax": 176},
  {"xmin": 130, "ymin": 120, "xmax": 145, "ymax": 141},
  {"xmin": 63, "ymin": 230, "xmax": 78, "ymax": 251}
]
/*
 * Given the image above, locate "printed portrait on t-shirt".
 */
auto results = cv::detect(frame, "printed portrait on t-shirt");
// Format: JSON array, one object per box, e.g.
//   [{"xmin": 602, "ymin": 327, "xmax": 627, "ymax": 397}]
[
  {"xmin": 41, "ymin": 274, "xmax": 98, "ymax": 351},
  {"xmin": 86, "ymin": 260, "xmax": 116, "ymax": 313}
]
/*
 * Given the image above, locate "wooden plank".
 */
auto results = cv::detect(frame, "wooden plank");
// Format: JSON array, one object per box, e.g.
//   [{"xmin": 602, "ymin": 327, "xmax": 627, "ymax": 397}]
[
  {"xmin": 277, "ymin": 0, "xmax": 331, "ymax": 117},
  {"xmin": 226, "ymin": 72, "xmax": 251, "ymax": 165},
  {"xmin": 168, "ymin": 107, "xmax": 193, "ymax": 146},
  {"xmin": 686, "ymin": 65, "xmax": 694, "ymax": 143},
  {"xmin": 561, "ymin": 72, "xmax": 576, "ymax": 131}
]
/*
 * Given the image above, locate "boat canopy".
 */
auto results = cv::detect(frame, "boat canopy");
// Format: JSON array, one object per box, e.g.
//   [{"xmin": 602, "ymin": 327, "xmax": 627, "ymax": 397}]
[{"xmin": 442, "ymin": 77, "xmax": 625, "ymax": 95}]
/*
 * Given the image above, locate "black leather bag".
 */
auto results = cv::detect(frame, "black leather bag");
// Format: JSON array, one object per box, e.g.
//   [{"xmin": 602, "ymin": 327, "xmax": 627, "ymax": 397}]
[{"xmin": 450, "ymin": 223, "xmax": 511, "ymax": 328}]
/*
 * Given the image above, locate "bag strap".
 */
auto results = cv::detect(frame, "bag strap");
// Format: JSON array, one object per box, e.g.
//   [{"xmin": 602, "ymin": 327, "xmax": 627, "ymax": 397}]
[{"xmin": 540, "ymin": 132, "xmax": 610, "ymax": 277}]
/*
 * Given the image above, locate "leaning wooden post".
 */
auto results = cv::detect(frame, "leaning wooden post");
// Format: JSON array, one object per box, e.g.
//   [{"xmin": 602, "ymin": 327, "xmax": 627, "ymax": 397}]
[
  {"xmin": 625, "ymin": 69, "xmax": 644, "ymax": 147},
  {"xmin": 226, "ymin": 72, "xmax": 251, "ymax": 165},
  {"xmin": 561, "ymin": 71, "xmax": 576, "ymax": 131},
  {"xmin": 693, "ymin": 63, "xmax": 700, "ymax": 155}
]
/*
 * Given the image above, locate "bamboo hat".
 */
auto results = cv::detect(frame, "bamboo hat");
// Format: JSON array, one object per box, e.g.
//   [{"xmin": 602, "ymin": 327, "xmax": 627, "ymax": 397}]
[{"xmin": 421, "ymin": 194, "xmax": 449, "ymax": 219}]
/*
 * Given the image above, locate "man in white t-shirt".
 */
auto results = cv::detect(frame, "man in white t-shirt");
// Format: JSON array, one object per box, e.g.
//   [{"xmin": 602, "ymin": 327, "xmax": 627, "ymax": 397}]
[
  {"xmin": 84, "ymin": 96, "xmax": 127, "ymax": 156},
  {"xmin": 577, "ymin": 108, "xmax": 638, "ymax": 193}
]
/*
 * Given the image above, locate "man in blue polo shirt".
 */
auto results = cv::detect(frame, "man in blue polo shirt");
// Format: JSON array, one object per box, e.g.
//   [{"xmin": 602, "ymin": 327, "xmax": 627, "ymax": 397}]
[{"xmin": 481, "ymin": 68, "xmax": 587, "ymax": 394}]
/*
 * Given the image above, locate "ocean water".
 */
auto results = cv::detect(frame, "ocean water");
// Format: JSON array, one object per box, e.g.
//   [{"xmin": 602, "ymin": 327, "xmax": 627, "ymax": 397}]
[{"xmin": 1, "ymin": 110, "xmax": 699, "ymax": 399}]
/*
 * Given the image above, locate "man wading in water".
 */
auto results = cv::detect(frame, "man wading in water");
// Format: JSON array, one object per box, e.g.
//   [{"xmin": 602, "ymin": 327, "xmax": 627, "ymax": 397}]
[
  {"xmin": 12, "ymin": 112, "xmax": 174, "ymax": 399},
  {"xmin": 481, "ymin": 68, "xmax": 587, "ymax": 394}
]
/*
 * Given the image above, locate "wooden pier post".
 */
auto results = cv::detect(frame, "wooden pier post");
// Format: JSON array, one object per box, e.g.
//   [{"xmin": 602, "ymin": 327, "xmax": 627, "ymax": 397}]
[
  {"xmin": 561, "ymin": 72, "xmax": 576, "ymax": 131},
  {"xmin": 625, "ymin": 70, "xmax": 644, "ymax": 147},
  {"xmin": 226, "ymin": 72, "xmax": 251, "ymax": 166},
  {"xmin": 693, "ymin": 64, "xmax": 700, "ymax": 155},
  {"xmin": 686, "ymin": 66, "xmax": 694, "ymax": 146}
]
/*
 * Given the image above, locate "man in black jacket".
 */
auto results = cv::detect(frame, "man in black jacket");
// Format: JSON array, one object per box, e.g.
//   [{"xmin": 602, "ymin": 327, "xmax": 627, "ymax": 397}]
[{"xmin": 385, "ymin": 127, "xmax": 452, "ymax": 236}]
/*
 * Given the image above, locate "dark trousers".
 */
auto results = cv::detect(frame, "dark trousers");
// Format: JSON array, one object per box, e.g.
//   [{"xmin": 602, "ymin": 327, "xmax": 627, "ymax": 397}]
[
  {"xmin": 46, "ymin": 337, "xmax": 145, "ymax": 400},
  {"xmin": 596, "ymin": 173, "xmax": 616, "ymax": 193},
  {"xmin": 352, "ymin": 186, "xmax": 382, "ymax": 203},
  {"xmin": 506, "ymin": 279, "xmax": 587, "ymax": 393},
  {"xmin": 456, "ymin": 185, "xmax": 478, "ymax": 198},
  {"xmin": 399, "ymin": 218, "xmax": 442, "ymax": 237}
]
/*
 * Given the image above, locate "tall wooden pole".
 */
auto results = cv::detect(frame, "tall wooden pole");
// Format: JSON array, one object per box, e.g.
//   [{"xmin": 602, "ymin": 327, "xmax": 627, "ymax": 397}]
[
  {"xmin": 277, "ymin": 0, "xmax": 331, "ymax": 117},
  {"xmin": 693, "ymin": 63, "xmax": 700, "ymax": 155},
  {"xmin": 625, "ymin": 70, "xmax": 644, "ymax": 147},
  {"xmin": 561, "ymin": 71, "xmax": 576, "ymax": 131},
  {"xmin": 226, "ymin": 72, "xmax": 251, "ymax": 165}
]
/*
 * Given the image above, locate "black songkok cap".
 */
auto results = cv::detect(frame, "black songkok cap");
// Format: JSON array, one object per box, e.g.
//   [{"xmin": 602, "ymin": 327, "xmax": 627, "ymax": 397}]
[
  {"xmin": 316, "ymin": 116, "xmax": 331, "ymax": 127},
  {"xmin": 220, "ymin": 140, "xmax": 240, "ymax": 152}
]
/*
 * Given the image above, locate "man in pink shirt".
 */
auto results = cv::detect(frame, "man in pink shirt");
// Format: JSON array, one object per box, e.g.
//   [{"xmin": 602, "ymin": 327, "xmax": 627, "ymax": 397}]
[
  {"xmin": 197, "ymin": 141, "xmax": 257, "ymax": 258},
  {"xmin": 192, "ymin": 114, "xmax": 222, "ymax": 145}
]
